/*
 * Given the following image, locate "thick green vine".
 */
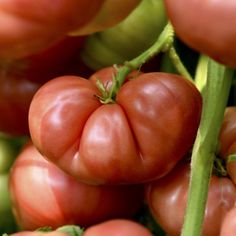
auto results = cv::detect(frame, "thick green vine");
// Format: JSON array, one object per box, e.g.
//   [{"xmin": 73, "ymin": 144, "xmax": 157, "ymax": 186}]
[{"xmin": 181, "ymin": 57, "xmax": 234, "ymax": 236}]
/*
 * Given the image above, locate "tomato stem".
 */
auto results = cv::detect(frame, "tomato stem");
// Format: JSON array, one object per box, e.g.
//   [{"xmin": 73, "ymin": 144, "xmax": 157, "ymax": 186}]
[
  {"xmin": 168, "ymin": 46, "xmax": 193, "ymax": 81},
  {"xmin": 181, "ymin": 58, "xmax": 234, "ymax": 236},
  {"xmin": 104, "ymin": 22, "xmax": 174, "ymax": 102}
]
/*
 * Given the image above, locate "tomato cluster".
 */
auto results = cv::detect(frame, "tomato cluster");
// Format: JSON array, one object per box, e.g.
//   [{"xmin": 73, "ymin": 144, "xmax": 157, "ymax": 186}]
[{"xmin": 1, "ymin": 0, "xmax": 236, "ymax": 236}]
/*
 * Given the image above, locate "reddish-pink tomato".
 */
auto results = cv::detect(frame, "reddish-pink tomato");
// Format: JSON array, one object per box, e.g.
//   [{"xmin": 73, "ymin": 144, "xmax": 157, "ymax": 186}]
[
  {"xmin": 0, "ymin": 0, "xmax": 141, "ymax": 59},
  {"xmin": 9, "ymin": 142, "xmax": 144, "ymax": 230},
  {"xmin": 164, "ymin": 0, "xmax": 236, "ymax": 68},
  {"xmin": 83, "ymin": 219, "xmax": 153, "ymax": 236},
  {"xmin": 145, "ymin": 160, "xmax": 236, "ymax": 236},
  {"xmin": 220, "ymin": 206, "xmax": 236, "ymax": 236},
  {"xmin": 29, "ymin": 68, "xmax": 202, "ymax": 185},
  {"xmin": 0, "ymin": 0, "xmax": 104, "ymax": 59}
]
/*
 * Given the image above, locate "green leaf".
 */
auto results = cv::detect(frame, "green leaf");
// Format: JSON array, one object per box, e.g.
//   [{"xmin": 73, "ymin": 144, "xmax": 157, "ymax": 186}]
[{"xmin": 56, "ymin": 225, "xmax": 84, "ymax": 236}]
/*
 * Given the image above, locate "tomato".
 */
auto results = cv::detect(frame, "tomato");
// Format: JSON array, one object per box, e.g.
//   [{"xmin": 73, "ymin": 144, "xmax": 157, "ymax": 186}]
[
  {"xmin": 164, "ymin": 0, "xmax": 236, "ymax": 68},
  {"xmin": 145, "ymin": 160, "xmax": 236, "ymax": 236},
  {"xmin": 9, "ymin": 142, "xmax": 144, "ymax": 230},
  {"xmin": 0, "ymin": 36, "xmax": 85, "ymax": 136},
  {"xmin": 0, "ymin": 0, "xmax": 103, "ymax": 59},
  {"xmin": 0, "ymin": 137, "xmax": 19, "ymax": 173},
  {"xmin": 0, "ymin": 136, "xmax": 23, "ymax": 234},
  {"xmin": 80, "ymin": 0, "xmax": 167, "ymax": 70},
  {"xmin": 220, "ymin": 206, "xmax": 236, "ymax": 236},
  {"xmin": 0, "ymin": 0, "xmax": 141, "ymax": 59},
  {"xmin": 83, "ymin": 219, "xmax": 153, "ymax": 236},
  {"xmin": 0, "ymin": 174, "xmax": 18, "ymax": 234},
  {"xmin": 28, "ymin": 68, "xmax": 202, "ymax": 185}
]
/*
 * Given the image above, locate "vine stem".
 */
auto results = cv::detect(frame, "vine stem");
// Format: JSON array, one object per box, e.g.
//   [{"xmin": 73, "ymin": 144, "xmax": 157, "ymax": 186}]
[
  {"xmin": 181, "ymin": 57, "xmax": 234, "ymax": 236},
  {"xmin": 168, "ymin": 46, "xmax": 193, "ymax": 81},
  {"xmin": 101, "ymin": 22, "xmax": 176, "ymax": 103}
]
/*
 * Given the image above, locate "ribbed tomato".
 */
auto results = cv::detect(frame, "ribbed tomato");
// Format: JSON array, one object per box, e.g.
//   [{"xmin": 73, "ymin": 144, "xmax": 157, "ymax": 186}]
[{"xmin": 29, "ymin": 67, "xmax": 202, "ymax": 184}]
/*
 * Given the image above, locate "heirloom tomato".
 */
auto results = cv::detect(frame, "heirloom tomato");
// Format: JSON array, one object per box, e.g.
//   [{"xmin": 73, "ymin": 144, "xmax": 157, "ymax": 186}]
[
  {"xmin": 145, "ymin": 160, "xmax": 236, "ymax": 236},
  {"xmin": 0, "ymin": 0, "xmax": 140, "ymax": 59},
  {"xmin": 164, "ymin": 0, "xmax": 236, "ymax": 68},
  {"xmin": 0, "ymin": 0, "xmax": 103, "ymax": 59},
  {"xmin": 9, "ymin": 142, "xmax": 144, "ymax": 230},
  {"xmin": 83, "ymin": 219, "xmax": 153, "ymax": 236},
  {"xmin": 220, "ymin": 207, "xmax": 236, "ymax": 236},
  {"xmin": 29, "ymin": 67, "xmax": 202, "ymax": 185}
]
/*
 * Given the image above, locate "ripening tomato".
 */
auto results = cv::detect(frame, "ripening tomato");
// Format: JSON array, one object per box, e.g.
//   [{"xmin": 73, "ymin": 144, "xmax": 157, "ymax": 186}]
[
  {"xmin": 9, "ymin": 142, "xmax": 144, "ymax": 230},
  {"xmin": 0, "ymin": 174, "xmax": 18, "ymax": 234},
  {"xmin": 29, "ymin": 67, "xmax": 202, "ymax": 185},
  {"xmin": 220, "ymin": 206, "xmax": 236, "ymax": 236},
  {"xmin": 0, "ymin": 136, "xmax": 24, "ymax": 234},
  {"xmin": 83, "ymin": 219, "xmax": 153, "ymax": 236},
  {"xmin": 0, "ymin": 0, "xmax": 140, "ymax": 59},
  {"xmin": 0, "ymin": 137, "xmax": 19, "ymax": 173},
  {"xmin": 145, "ymin": 160, "xmax": 236, "ymax": 236},
  {"xmin": 164, "ymin": 0, "xmax": 236, "ymax": 68}
]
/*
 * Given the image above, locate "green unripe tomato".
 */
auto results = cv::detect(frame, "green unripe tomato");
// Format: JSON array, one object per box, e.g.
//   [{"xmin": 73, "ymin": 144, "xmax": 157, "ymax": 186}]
[
  {"xmin": 0, "ymin": 139, "xmax": 18, "ymax": 173},
  {"xmin": 80, "ymin": 0, "xmax": 167, "ymax": 70},
  {"xmin": 0, "ymin": 174, "xmax": 17, "ymax": 234}
]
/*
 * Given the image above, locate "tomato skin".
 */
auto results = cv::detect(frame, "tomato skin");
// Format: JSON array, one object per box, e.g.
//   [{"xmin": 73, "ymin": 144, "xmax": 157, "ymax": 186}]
[
  {"xmin": 220, "ymin": 207, "xmax": 236, "ymax": 236},
  {"xmin": 29, "ymin": 70, "xmax": 202, "ymax": 184},
  {"xmin": 164, "ymin": 0, "xmax": 236, "ymax": 68},
  {"xmin": 9, "ymin": 142, "xmax": 144, "ymax": 230},
  {"xmin": 145, "ymin": 161, "xmax": 236, "ymax": 236},
  {"xmin": 83, "ymin": 219, "xmax": 153, "ymax": 236}
]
